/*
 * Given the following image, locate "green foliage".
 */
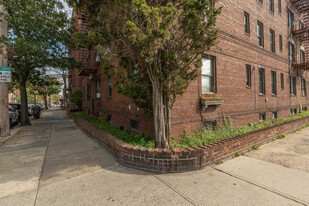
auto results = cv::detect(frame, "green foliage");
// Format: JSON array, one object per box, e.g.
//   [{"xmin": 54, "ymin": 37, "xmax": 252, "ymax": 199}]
[
  {"xmin": 70, "ymin": 90, "xmax": 82, "ymax": 106},
  {"xmin": 251, "ymin": 145, "xmax": 259, "ymax": 150},
  {"xmin": 0, "ymin": 0, "xmax": 78, "ymax": 124},
  {"xmin": 233, "ymin": 152, "xmax": 240, "ymax": 158},
  {"xmin": 171, "ymin": 111, "xmax": 309, "ymax": 148},
  {"xmin": 74, "ymin": 112, "xmax": 155, "ymax": 148},
  {"xmin": 215, "ymin": 160, "xmax": 222, "ymax": 165},
  {"xmin": 277, "ymin": 134, "xmax": 286, "ymax": 139},
  {"xmin": 69, "ymin": 0, "xmax": 221, "ymax": 147}
]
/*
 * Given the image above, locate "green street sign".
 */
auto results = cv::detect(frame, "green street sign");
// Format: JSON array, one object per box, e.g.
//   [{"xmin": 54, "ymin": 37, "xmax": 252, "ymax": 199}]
[{"xmin": 0, "ymin": 67, "xmax": 12, "ymax": 83}]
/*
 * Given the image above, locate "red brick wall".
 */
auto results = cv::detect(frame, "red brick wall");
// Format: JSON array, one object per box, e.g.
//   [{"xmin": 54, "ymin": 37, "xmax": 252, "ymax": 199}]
[
  {"xmin": 68, "ymin": 110, "xmax": 309, "ymax": 173},
  {"xmin": 69, "ymin": 0, "xmax": 309, "ymax": 139},
  {"xmin": 171, "ymin": 0, "xmax": 309, "ymax": 137}
]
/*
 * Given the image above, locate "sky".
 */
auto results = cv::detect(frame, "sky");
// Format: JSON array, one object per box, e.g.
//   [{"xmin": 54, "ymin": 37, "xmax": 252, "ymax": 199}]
[{"xmin": 62, "ymin": 0, "xmax": 72, "ymax": 18}]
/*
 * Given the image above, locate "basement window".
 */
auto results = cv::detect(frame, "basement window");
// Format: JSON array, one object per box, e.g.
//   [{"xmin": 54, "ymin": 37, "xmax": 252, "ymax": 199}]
[
  {"xmin": 290, "ymin": 108, "xmax": 297, "ymax": 115},
  {"xmin": 272, "ymin": 111, "xmax": 278, "ymax": 119},
  {"xmin": 130, "ymin": 120, "xmax": 139, "ymax": 131},
  {"xmin": 259, "ymin": 113, "xmax": 266, "ymax": 121},
  {"xmin": 302, "ymin": 107, "xmax": 307, "ymax": 111}
]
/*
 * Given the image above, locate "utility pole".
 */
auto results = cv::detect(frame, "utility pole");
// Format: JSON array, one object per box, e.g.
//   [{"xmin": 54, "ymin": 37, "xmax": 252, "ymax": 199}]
[{"xmin": 0, "ymin": 4, "xmax": 9, "ymax": 137}]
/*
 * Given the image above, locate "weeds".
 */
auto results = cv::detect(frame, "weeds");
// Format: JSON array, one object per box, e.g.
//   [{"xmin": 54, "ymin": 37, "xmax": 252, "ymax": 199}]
[
  {"xmin": 277, "ymin": 134, "xmax": 285, "ymax": 139},
  {"xmin": 215, "ymin": 160, "xmax": 223, "ymax": 165},
  {"xmin": 251, "ymin": 145, "xmax": 259, "ymax": 150}
]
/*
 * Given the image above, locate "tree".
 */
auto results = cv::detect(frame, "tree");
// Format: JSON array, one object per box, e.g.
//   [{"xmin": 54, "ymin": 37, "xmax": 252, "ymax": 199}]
[
  {"xmin": 0, "ymin": 0, "xmax": 77, "ymax": 126},
  {"xmin": 69, "ymin": 0, "xmax": 221, "ymax": 148},
  {"xmin": 28, "ymin": 72, "xmax": 62, "ymax": 110}
]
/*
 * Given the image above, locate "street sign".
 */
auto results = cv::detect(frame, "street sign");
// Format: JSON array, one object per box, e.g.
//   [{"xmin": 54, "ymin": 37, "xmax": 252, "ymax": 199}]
[
  {"xmin": 0, "ymin": 67, "xmax": 12, "ymax": 83},
  {"xmin": 34, "ymin": 91, "xmax": 39, "ymax": 94}
]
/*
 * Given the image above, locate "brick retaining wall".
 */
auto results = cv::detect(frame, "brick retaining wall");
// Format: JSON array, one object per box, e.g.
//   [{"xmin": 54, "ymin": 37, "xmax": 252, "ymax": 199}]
[{"xmin": 67, "ymin": 110, "xmax": 309, "ymax": 173}]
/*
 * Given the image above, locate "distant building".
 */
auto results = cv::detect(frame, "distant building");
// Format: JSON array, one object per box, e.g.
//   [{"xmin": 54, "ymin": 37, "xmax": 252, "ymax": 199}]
[
  {"xmin": 69, "ymin": 0, "xmax": 309, "ymax": 138},
  {"xmin": 9, "ymin": 89, "xmax": 20, "ymax": 103}
]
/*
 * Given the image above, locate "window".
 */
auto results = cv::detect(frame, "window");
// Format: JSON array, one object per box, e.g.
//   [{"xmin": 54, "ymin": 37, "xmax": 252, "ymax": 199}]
[
  {"xmin": 259, "ymin": 68, "xmax": 265, "ymax": 94},
  {"xmin": 201, "ymin": 56, "xmax": 216, "ymax": 93},
  {"xmin": 300, "ymin": 21, "xmax": 305, "ymax": 29},
  {"xmin": 278, "ymin": 0, "xmax": 281, "ymax": 13},
  {"xmin": 281, "ymin": 73, "xmax": 284, "ymax": 90},
  {"xmin": 300, "ymin": 50, "xmax": 305, "ymax": 63},
  {"xmin": 288, "ymin": 9, "xmax": 294, "ymax": 29},
  {"xmin": 107, "ymin": 75, "xmax": 112, "ymax": 97},
  {"xmin": 302, "ymin": 107, "xmax": 307, "ymax": 111},
  {"xmin": 246, "ymin": 65, "xmax": 251, "ymax": 87},
  {"xmin": 270, "ymin": 29, "xmax": 275, "ymax": 53},
  {"xmin": 130, "ymin": 120, "xmax": 139, "ymax": 130},
  {"xmin": 257, "ymin": 0, "xmax": 263, "ymax": 4},
  {"xmin": 301, "ymin": 79, "xmax": 306, "ymax": 96},
  {"xmin": 259, "ymin": 113, "xmax": 266, "ymax": 121},
  {"xmin": 95, "ymin": 50, "xmax": 100, "ymax": 63},
  {"xmin": 288, "ymin": 42, "xmax": 295, "ymax": 62},
  {"xmin": 87, "ymin": 83, "xmax": 91, "ymax": 100},
  {"xmin": 290, "ymin": 76, "xmax": 296, "ymax": 95},
  {"xmin": 290, "ymin": 108, "xmax": 297, "ymax": 115},
  {"xmin": 279, "ymin": 35, "xmax": 283, "ymax": 51},
  {"xmin": 244, "ymin": 12, "xmax": 250, "ymax": 34},
  {"xmin": 271, "ymin": 71, "xmax": 277, "ymax": 95},
  {"xmin": 257, "ymin": 21, "xmax": 264, "ymax": 47},
  {"xmin": 269, "ymin": 0, "xmax": 274, "ymax": 13},
  {"xmin": 87, "ymin": 56, "xmax": 91, "ymax": 67},
  {"xmin": 272, "ymin": 111, "xmax": 278, "ymax": 119},
  {"xmin": 95, "ymin": 79, "xmax": 101, "ymax": 99}
]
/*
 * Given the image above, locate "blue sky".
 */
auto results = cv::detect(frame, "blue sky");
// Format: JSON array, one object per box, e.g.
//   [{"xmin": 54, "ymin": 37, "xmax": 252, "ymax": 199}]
[{"xmin": 62, "ymin": 0, "xmax": 72, "ymax": 18}]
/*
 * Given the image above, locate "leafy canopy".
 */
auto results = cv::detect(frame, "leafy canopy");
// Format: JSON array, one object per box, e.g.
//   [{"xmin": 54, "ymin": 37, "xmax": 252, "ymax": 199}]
[{"xmin": 69, "ymin": 0, "xmax": 221, "ymax": 113}]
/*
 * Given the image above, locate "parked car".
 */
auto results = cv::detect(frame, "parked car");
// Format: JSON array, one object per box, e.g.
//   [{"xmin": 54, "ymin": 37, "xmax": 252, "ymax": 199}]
[
  {"xmin": 9, "ymin": 103, "xmax": 21, "ymax": 122},
  {"xmin": 8, "ymin": 105, "xmax": 19, "ymax": 127},
  {"xmin": 28, "ymin": 104, "xmax": 35, "ymax": 116}
]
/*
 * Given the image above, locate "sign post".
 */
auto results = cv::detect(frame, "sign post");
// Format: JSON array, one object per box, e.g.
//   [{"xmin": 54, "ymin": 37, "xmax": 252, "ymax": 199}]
[{"xmin": 0, "ymin": 67, "xmax": 12, "ymax": 83}]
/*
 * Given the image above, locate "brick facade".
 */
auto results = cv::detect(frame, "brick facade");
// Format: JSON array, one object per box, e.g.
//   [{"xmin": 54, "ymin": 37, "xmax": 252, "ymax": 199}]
[
  {"xmin": 68, "ymin": 0, "xmax": 309, "ymax": 139},
  {"xmin": 68, "ymin": 110, "xmax": 309, "ymax": 173}
]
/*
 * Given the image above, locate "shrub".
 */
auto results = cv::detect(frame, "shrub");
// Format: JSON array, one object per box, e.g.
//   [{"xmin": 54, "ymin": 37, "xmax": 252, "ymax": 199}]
[
  {"xmin": 74, "ymin": 112, "xmax": 154, "ymax": 148},
  {"xmin": 70, "ymin": 90, "xmax": 82, "ymax": 106}
]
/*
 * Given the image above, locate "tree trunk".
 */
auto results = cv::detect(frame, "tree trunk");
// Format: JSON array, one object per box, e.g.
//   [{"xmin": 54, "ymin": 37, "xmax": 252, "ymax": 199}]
[
  {"xmin": 152, "ymin": 79, "xmax": 170, "ymax": 148},
  {"xmin": 62, "ymin": 73, "xmax": 68, "ymax": 108},
  {"xmin": 19, "ymin": 79, "xmax": 31, "ymax": 126},
  {"xmin": 44, "ymin": 94, "xmax": 48, "ymax": 110}
]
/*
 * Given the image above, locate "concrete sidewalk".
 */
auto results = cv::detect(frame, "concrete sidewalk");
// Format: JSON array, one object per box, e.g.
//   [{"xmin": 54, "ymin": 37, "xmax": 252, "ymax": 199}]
[{"xmin": 0, "ymin": 108, "xmax": 308, "ymax": 205}]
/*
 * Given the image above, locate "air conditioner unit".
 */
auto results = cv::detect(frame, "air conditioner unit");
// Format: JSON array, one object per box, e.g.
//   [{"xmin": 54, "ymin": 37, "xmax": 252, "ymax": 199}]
[{"xmin": 96, "ymin": 93, "xmax": 101, "ymax": 98}]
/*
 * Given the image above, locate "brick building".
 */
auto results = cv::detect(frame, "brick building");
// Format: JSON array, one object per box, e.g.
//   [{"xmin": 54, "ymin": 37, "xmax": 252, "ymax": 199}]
[{"xmin": 68, "ymin": 0, "xmax": 309, "ymax": 138}]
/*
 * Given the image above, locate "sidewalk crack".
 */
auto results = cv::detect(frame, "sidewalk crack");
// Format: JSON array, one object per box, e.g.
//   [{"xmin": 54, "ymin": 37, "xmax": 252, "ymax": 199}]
[
  {"xmin": 213, "ymin": 167, "xmax": 308, "ymax": 206},
  {"xmin": 153, "ymin": 175, "xmax": 198, "ymax": 206}
]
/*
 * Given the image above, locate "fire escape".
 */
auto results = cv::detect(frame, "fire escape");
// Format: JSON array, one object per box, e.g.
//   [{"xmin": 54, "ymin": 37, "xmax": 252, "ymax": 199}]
[
  {"xmin": 78, "ymin": 15, "xmax": 96, "ymax": 77},
  {"xmin": 291, "ymin": 0, "xmax": 309, "ymax": 71}
]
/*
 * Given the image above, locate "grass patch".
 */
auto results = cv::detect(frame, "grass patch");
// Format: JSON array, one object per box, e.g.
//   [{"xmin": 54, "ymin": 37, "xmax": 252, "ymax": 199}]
[
  {"xmin": 170, "ymin": 111, "xmax": 309, "ymax": 148},
  {"xmin": 215, "ymin": 160, "xmax": 223, "ymax": 165},
  {"xmin": 233, "ymin": 152, "xmax": 240, "ymax": 158},
  {"xmin": 74, "ymin": 112, "xmax": 155, "ymax": 148}
]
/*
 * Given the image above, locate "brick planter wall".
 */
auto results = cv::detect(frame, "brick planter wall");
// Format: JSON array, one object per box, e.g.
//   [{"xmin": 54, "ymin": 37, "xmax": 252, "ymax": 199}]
[{"xmin": 67, "ymin": 110, "xmax": 309, "ymax": 173}]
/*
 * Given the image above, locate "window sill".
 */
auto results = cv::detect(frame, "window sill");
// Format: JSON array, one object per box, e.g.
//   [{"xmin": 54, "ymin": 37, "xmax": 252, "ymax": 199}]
[
  {"xmin": 272, "ymin": 94, "xmax": 277, "ymax": 97},
  {"xmin": 290, "ymin": 94, "xmax": 296, "ymax": 97},
  {"xmin": 246, "ymin": 86, "xmax": 252, "ymax": 89},
  {"xmin": 107, "ymin": 96, "xmax": 112, "ymax": 99},
  {"xmin": 269, "ymin": 11, "xmax": 274, "ymax": 15},
  {"xmin": 245, "ymin": 32, "xmax": 250, "ymax": 37},
  {"xmin": 259, "ymin": 94, "xmax": 265, "ymax": 96},
  {"xmin": 302, "ymin": 95, "xmax": 307, "ymax": 97}
]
